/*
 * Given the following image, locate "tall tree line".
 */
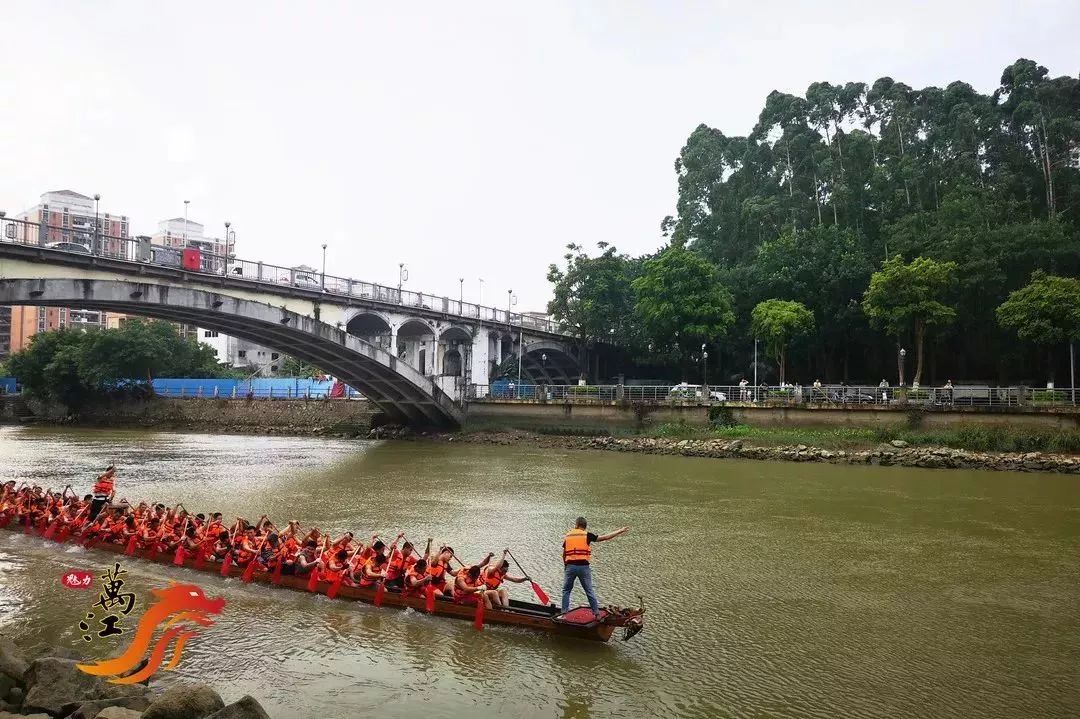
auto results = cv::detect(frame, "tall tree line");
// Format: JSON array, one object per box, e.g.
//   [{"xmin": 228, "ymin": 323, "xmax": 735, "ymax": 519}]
[{"xmin": 550, "ymin": 58, "xmax": 1080, "ymax": 385}]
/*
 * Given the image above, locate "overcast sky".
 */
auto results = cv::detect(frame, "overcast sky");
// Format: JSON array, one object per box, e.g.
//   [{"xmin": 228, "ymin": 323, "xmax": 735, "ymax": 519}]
[{"xmin": 1, "ymin": 1, "xmax": 1075, "ymax": 311}]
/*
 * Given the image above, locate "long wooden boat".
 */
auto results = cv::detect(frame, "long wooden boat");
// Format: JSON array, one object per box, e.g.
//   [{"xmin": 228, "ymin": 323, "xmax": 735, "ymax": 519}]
[{"xmin": 1, "ymin": 523, "xmax": 645, "ymax": 642}]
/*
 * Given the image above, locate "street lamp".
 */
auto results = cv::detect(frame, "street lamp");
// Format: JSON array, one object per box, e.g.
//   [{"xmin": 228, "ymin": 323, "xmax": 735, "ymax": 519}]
[
  {"xmin": 93, "ymin": 194, "xmax": 101, "ymax": 255},
  {"xmin": 321, "ymin": 243, "xmax": 328, "ymax": 288},
  {"xmin": 507, "ymin": 289, "xmax": 517, "ymax": 322},
  {"xmin": 459, "ymin": 278, "xmax": 464, "ymax": 307},
  {"xmin": 898, "ymin": 347, "xmax": 907, "ymax": 387},
  {"xmin": 223, "ymin": 221, "xmax": 236, "ymax": 275},
  {"xmin": 183, "ymin": 200, "xmax": 190, "ymax": 247},
  {"xmin": 702, "ymin": 343, "xmax": 708, "ymax": 389},
  {"xmin": 398, "ymin": 263, "xmax": 408, "ymax": 301},
  {"xmin": 753, "ymin": 338, "xmax": 759, "ymax": 403}
]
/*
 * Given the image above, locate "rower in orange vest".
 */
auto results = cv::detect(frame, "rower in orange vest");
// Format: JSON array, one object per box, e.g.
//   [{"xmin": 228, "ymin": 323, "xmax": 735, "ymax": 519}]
[
  {"xmin": 561, "ymin": 517, "xmax": 628, "ymax": 617},
  {"xmin": 480, "ymin": 549, "xmax": 529, "ymax": 609}
]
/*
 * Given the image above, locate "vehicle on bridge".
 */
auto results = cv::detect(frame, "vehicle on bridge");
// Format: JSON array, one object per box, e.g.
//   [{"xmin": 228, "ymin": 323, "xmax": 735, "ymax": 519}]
[
  {"xmin": 47, "ymin": 241, "xmax": 90, "ymax": 254},
  {"xmin": 286, "ymin": 265, "xmax": 321, "ymax": 290},
  {"xmin": 668, "ymin": 383, "xmax": 725, "ymax": 402}
]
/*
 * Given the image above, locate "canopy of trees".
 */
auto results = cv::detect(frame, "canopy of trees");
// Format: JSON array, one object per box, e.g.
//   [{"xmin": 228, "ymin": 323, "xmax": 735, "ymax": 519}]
[
  {"xmin": 548, "ymin": 58, "xmax": 1080, "ymax": 384},
  {"xmin": 997, "ymin": 272, "xmax": 1080, "ymax": 380},
  {"xmin": 4, "ymin": 320, "xmax": 237, "ymax": 409}
]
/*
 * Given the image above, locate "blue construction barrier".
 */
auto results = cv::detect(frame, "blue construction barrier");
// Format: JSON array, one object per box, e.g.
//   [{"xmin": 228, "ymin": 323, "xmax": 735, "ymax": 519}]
[
  {"xmin": 150, "ymin": 378, "xmax": 361, "ymax": 399},
  {"xmin": 0, "ymin": 377, "xmax": 17, "ymax": 394}
]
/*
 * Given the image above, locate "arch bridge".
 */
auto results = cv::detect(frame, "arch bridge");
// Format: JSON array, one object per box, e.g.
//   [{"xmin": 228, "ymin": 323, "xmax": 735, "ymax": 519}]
[{"xmin": 0, "ymin": 242, "xmax": 590, "ymax": 424}]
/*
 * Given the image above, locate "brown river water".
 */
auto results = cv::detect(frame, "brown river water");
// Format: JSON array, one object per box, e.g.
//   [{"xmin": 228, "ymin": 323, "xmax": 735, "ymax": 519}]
[{"xmin": 0, "ymin": 425, "xmax": 1078, "ymax": 719}]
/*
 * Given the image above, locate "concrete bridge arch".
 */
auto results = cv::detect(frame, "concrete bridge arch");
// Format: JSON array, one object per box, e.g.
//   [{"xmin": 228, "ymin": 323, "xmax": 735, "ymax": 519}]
[{"xmin": 0, "ymin": 278, "xmax": 463, "ymax": 427}]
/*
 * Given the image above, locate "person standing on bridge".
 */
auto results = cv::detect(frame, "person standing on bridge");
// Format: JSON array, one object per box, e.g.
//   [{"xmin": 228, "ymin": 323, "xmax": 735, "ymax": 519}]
[{"xmin": 562, "ymin": 517, "xmax": 628, "ymax": 617}]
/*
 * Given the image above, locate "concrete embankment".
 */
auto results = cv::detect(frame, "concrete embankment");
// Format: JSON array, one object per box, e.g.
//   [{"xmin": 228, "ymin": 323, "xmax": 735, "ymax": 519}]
[
  {"xmin": 416, "ymin": 429, "xmax": 1080, "ymax": 474},
  {"xmin": 0, "ymin": 637, "xmax": 272, "ymax": 718},
  {"xmin": 1, "ymin": 397, "xmax": 376, "ymax": 437}
]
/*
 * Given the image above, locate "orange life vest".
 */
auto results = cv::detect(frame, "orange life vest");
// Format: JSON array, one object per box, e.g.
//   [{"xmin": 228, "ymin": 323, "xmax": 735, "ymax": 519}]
[
  {"xmin": 563, "ymin": 528, "xmax": 592, "ymax": 564},
  {"xmin": 426, "ymin": 563, "xmax": 446, "ymax": 590},
  {"xmin": 481, "ymin": 566, "xmax": 506, "ymax": 590},
  {"xmin": 92, "ymin": 474, "xmax": 114, "ymax": 497},
  {"xmin": 386, "ymin": 552, "xmax": 415, "ymax": 581},
  {"xmin": 358, "ymin": 557, "xmax": 382, "ymax": 587},
  {"xmin": 454, "ymin": 570, "xmax": 483, "ymax": 602}
]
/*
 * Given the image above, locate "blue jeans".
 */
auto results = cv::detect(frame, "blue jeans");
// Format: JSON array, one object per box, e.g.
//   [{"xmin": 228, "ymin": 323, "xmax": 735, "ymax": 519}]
[{"xmin": 561, "ymin": 563, "xmax": 599, "ymax": 614}]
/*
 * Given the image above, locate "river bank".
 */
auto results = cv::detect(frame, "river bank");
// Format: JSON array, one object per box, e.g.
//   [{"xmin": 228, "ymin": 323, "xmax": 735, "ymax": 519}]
[
  {"xmin": 414, "ymin": 428, "xmax": 1080, "ymax": 474},
  {"xmin": 0, "ymin": 638, "xmax": 272, "ymax": 719}
]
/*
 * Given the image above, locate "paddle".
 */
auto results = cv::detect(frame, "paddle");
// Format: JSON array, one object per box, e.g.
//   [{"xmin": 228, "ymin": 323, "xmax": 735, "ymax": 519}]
[
  {"xmin": 327, "ymin": 542, "xmax": 363, "ymax": 599},
  {"xmin": 506, "ymin": 549, "xmax": 550, "ymax": 605},
  {"xmin": 374, "ymin": 544, "xmax": 397, "ymax": 607},
  {"xmin": 58, "ymin": 505, "xmax": 89, "ymax": 544},
  {"xmin": 43, "ymin": 486, "xmax": 71, "ymax": 539},
  {"xmin": 474, "ymin": 586, "xmax": 486, "ymax": 631},
  {"xmin": 220, "ymin": 521, "xmax": 240, "ymax": 577},
  {"xmin": 173, "ymin": 519, "xmax": 190, "ymax": 566},
  {"xmin": 241, "ymin": 533, "xmax": 270, "ymax": 583},
  {"xmin": 271, "ymin": 551, "xmax": 284, "ymax": 585},
  {"xmin": 424, "ymin": 582, "xmax": 436, "ymax": 614},
  {"xmin": 307, "ymin": 536, "xmax": 329, "ymax": 592},
  {"xmin": 37, "ymin": 490, "xmax": 56, "ymax": 535}
]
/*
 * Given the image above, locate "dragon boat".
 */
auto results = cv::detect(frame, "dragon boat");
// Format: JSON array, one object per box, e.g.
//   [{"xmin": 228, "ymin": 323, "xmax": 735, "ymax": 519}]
[{"xmin": 1, "ymin": 520, "xmax": 645, "ymax": 642}]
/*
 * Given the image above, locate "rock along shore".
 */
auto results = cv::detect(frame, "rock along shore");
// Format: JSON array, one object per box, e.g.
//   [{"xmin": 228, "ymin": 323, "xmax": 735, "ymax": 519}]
[
  {"xmin": 393, "ymin": 428, "xmax": 1080, "ymax": 474},
  {"xmin": 0, "ymin": 638, "xmax": 272, "ymax": 719}
]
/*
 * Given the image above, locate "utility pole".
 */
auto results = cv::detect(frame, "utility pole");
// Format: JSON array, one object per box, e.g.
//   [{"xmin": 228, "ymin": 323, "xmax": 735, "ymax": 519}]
[
  {"xmin": 753, "ymin": 339, "xmax": 758, "ymax": 403},
  {"xmin": 93, "ymin": 194, "xmax": 101, "ymax": 255}
]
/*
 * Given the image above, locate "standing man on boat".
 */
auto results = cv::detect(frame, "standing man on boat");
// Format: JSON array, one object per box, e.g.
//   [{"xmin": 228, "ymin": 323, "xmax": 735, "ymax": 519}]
[
  {"xmin": 89, "ymin": 466, "xmax": 116, "ymax": 520},
  {"xmin": 562, "ymin": 517, "xmax": 628, "ymax": 617}
]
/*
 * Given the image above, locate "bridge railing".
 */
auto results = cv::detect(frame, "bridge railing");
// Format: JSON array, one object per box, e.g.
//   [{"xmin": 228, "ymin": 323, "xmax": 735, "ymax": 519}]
[
  {"xmin": 0, "ymin": 214, "xmax": 567, "ymax": 335},
  {"xmin": 468, "ymin": 383, "xmax": 1080, "ymax": 409}
]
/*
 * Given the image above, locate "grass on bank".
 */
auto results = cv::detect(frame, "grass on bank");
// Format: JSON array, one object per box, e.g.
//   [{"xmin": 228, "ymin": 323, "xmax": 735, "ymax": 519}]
[
  {"xmin": 461, "ymin": 418, "xmax": 1080, "ymax": 454},
  {"xmin": 638, "ymin": 422, "xmax": 1080, "ymax": 454}
]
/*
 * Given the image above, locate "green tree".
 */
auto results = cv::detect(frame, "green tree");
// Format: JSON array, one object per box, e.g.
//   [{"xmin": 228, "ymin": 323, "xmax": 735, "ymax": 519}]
[
  {"xmin": 750, "ymin": 300, "xmax": 815, "ymax": 384},
  {"xmin": 276, "ymin": 355, "xmax": 325, "ymax": 378},
  {"xmin": 631, "ymin": 245, "xmax": 735, "ymax": 374},
  {"xmin": 996, "ymin": 272, "xmax": 1080, "ymax": 382},
  {"xmin": 862, "ymin": 256, "xmax": 957, "ymax": 385},
  {"xmin": 546, "ymin": 243, "xmax": 642, "ymax": 346},
  {"xmin": 5, "ymin": 320, "xmax": 235, "ymax": 410}
]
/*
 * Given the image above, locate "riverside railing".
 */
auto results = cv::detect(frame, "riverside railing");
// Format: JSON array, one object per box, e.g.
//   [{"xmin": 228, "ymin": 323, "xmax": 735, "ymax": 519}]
[
  {"xmin": 469, "ymin": 383, "xmax": 1080, "ymax": 409},
  {"xmin": 0, "ymin": 214, "xmax": 566, "ymax": 336}
]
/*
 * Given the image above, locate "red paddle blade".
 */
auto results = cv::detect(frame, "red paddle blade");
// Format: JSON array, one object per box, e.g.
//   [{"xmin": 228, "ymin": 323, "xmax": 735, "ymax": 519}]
[
  {"xmin": 271, "ymin": 558, "xmax": 283, "ymax": 585},
  {"xmin": 306, "ymin": 568, "xmax": 319, "ymax": 592},
  {"xmin": 241, "ymin": 559, "xmax": 257, "ymax": 583},
  {"xmin": 425, "ymin": 585, "xmax": 436, "ymax": 613},
  {"xmin": 220, "ymin": 552, "xmax": 233, "ymax": 577},
  {"xmin": 173, "ymin": 546, "xmax": 186, "ymax": 566},
  {"xmin": 37, "ymin": 518, "xmax": 47, "ymax": 534},
  {"xmin": 530, "ymin": 581, "xmax": 550, "ymax": 605},
  {"xmin": 474, "ymin": 597, "xmax": 485, "ymax": 630},
  {"xmin": 24, "ymin": 518, "xmax": 32, "ymax": 534},
  {"xmin": 326, "ymin": 575, "xmax": 342, "ymax": 599},
  {"xmin": 148, "ymin": 545, "xmax": 159, "ymax": 561},
  {"xmin": 125, "ymin": 535, "xmax": 138, "ymax": 556},
  {"xmin": 43, "ymin": 520, "xmax": 58, "ymax": 539},
  {"xmin": 57, "ymin": 527, "xmax": 71, "ymax": 543},
  {"xmin": 374, "ymin": 582, "xmax": 385, "ymax": 607},
  {"xmin": 194, "ymin": 551, "xmax": 205, "ymax": 570}
]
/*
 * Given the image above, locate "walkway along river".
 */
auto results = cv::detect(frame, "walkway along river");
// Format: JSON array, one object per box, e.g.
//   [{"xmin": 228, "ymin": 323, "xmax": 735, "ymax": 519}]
[{"xmin": 0, "ymin": 426, "xmax": 1077, "ymax": 719}]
